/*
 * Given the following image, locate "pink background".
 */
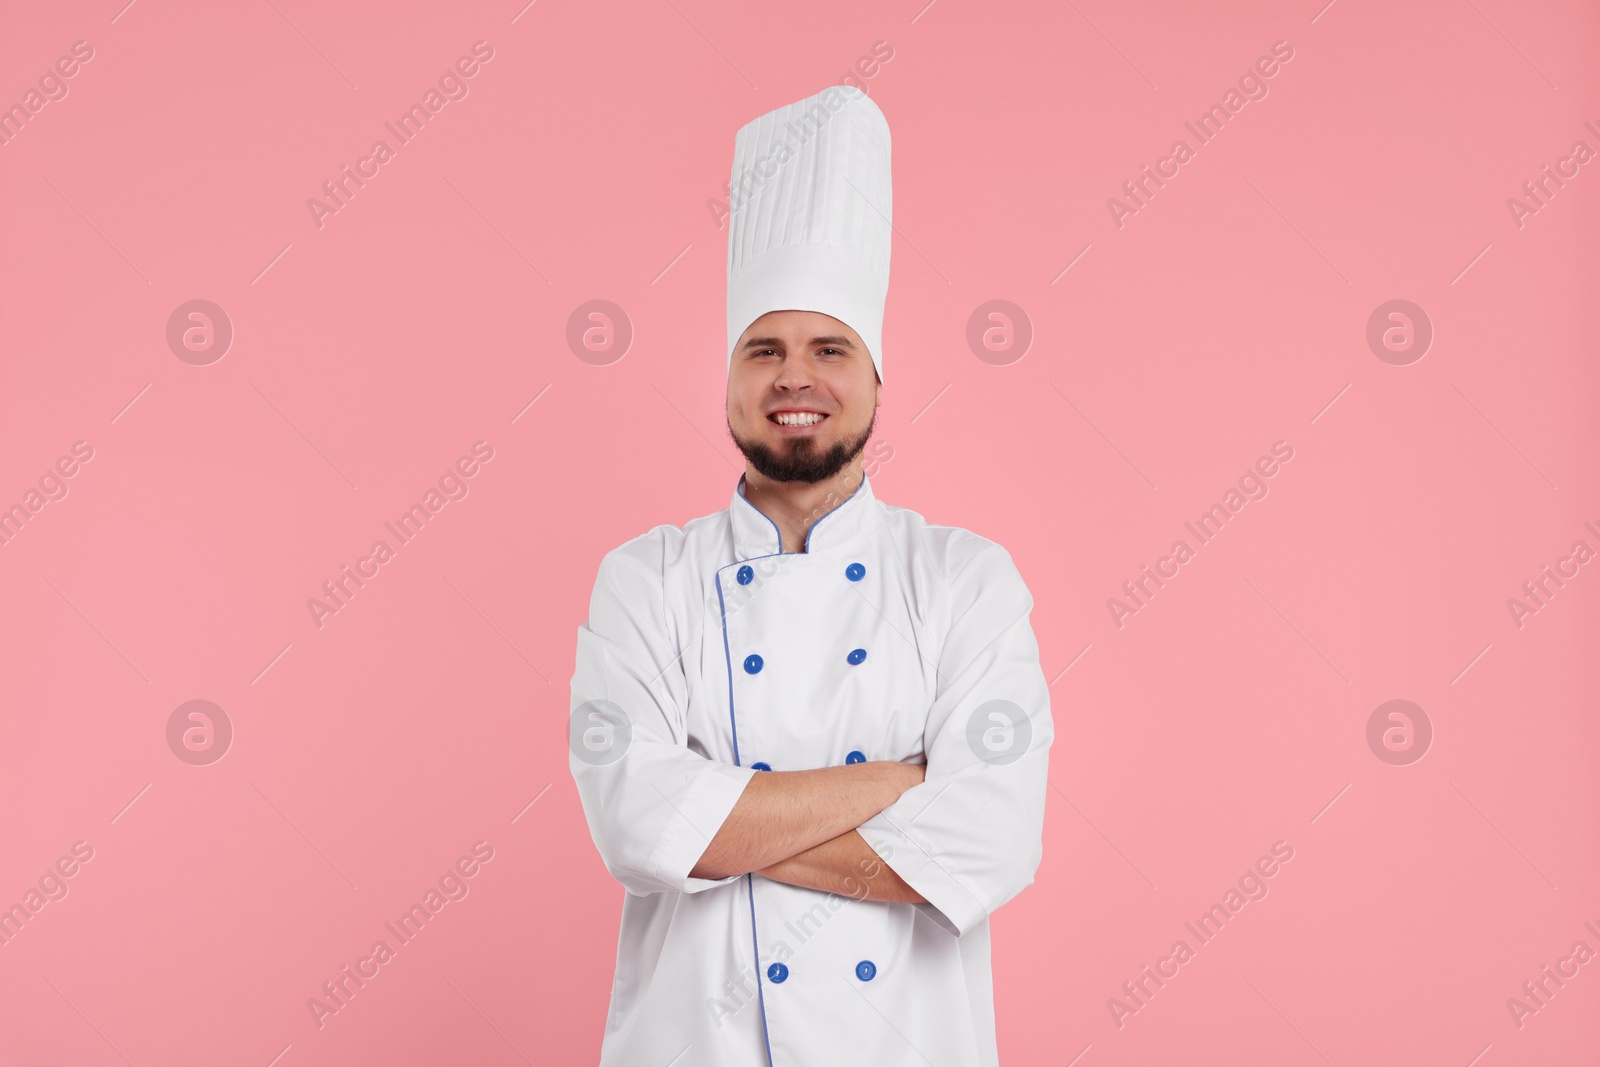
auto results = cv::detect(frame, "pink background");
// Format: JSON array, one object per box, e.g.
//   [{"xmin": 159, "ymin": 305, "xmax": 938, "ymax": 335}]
[{"xmin": 3, "ymin": 0, "xmax": 1597, "ymax": 1063}]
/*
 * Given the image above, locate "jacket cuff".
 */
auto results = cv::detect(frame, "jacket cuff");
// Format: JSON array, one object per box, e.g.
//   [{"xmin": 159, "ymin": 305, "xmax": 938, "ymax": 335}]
[
  {"xmin": 647, "ymin": 760, "xmax": 759, "ymax": 894},
  {"xmin": 856, "ymin": 811, "xmax": 989, "ymax": 937}
]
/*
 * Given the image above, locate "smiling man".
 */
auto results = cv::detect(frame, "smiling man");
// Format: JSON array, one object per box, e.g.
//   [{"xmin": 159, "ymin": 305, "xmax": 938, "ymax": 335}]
[
  {"xmin": 727, "ymin": 311, "xmax": 880, "ymax": 542},
  {"xmin": 569, "ymin": 86, "xmax": 1053, "ymax": 1067}
]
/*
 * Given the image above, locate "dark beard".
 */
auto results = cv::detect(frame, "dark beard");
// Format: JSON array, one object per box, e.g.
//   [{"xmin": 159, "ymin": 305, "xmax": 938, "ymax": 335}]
[{"xmin": 728, "ymin": 410, "xmax": 876, "ymax": 484}]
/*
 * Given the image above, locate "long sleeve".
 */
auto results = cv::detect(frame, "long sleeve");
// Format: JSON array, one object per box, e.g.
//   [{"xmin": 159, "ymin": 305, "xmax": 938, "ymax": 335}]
[
  {"xmin": 569, "ymin": 538, "xmax": 758, "ymax": 897},
  {"xmin": 855, "ymin": 541, "xmax": 1053, "ymax": 937}
]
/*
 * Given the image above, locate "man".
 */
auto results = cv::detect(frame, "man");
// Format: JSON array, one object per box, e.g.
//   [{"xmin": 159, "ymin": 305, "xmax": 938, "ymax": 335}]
[{"xmin": 569, "ymin": 85, "xmax": 1052, "ymax": 1066}]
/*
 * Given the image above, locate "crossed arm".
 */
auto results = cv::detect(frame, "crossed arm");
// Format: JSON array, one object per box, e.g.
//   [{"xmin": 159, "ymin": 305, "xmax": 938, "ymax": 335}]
[
  {"xmin": 689, "ymin": 761, "xmax": 929, "ymax": 904},
  {"xmin": 575, "ymin": 541, "xmax": 1049, "ymax": 925}
]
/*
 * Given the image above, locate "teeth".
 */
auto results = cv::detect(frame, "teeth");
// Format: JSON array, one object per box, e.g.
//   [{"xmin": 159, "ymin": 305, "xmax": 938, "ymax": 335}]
[{"xmin": 774, "ymin": 412, "xmax": 824, "ymax": 426}]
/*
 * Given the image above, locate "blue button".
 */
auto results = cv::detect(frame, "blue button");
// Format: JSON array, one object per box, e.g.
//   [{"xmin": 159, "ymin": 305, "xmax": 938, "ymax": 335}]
[
  {"xmin": 855, "ymin": 960, "xmax": 876, "ymax": 981},
  {"xmin": 768, "ymin": 962, "xmax": 789, "ymax": 984},
  {"xmin": 737, "ymin": 565, "xmax": 754, "ymax": 585},
  {"xmin": 846, "ymin": 562, "xmax": 866, "ymax": 582},
  {"xmin": 751, "ymin": 761, "xmax": 772, "ymax": 771},
  {"xmin": 847, "ymin": 648, "xmax": 867, "ymax": 666},
  {"xmin": 744, "ymin": 654, "xmax": 763, "ymax": 674},
  {"xmin": 846, "ymin": 750, "xmax": 866, "ymax": 764}
]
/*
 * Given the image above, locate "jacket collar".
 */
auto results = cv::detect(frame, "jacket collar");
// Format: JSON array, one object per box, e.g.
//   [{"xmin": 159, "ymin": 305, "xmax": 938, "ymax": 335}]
[{"xmin": 730, "ymin": 471, "xmax": 879, "ymax": 557}]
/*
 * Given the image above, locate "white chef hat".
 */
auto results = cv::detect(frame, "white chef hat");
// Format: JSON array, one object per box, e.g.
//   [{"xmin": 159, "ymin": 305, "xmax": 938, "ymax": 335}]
[{"xmin": 726, "ymin": 85, "xmax": 892, "ymax": 382}]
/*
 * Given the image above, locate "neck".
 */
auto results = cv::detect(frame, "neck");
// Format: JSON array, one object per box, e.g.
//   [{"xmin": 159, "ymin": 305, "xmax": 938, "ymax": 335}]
[{"xmin": 742, "ymin": 459, "xmax": 865, "ymax": 553}]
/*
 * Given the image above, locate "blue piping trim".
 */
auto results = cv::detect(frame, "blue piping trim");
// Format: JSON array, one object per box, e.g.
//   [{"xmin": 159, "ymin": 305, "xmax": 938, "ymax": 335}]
[
  {"xmin": 717, "ymin": 470, "xmax": 868, "ymax": 1064},
  {"xmin": 746, "ymin": 874, "xmax": 776, "ymax": 1065},
  {"xmin": 735, "ymin": 471, "xmax": 869, "ymax": 556},
  {"xmin": 803, "ymin": 473, "xmax": 868, "ymax": 553},
  {"xmin": 716, "ymin": 563, "xmax": 775, "ymax": 1065},
  {"xmin": 714, "ymin": 572, "xmax": 742, "ymax": 767},
  {"xmin": 734, "ymin": 475, "xmax": 785, "ymax": 555}
]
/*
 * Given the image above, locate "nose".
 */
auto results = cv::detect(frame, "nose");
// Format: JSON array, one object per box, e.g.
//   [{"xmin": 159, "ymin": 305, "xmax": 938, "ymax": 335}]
[{"xmin": 773, "ymin": 354, "xmax": 817, "ymax": 392}]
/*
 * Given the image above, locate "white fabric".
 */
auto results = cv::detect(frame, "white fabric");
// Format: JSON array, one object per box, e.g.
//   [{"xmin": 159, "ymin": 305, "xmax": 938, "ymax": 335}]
[
  {"xmin": 569, "ymin": 475, "xmax": 1052, "ymax": 1066},
  {"xmin": 726, "ymin": 86, "xmax": 893, "ymax": 381}
]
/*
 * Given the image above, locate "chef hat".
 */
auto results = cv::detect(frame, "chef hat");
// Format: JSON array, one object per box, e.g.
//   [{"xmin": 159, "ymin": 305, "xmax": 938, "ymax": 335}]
[{"xmin": 726, "ymin": 85, "xmax": 892, "ymax": 382}]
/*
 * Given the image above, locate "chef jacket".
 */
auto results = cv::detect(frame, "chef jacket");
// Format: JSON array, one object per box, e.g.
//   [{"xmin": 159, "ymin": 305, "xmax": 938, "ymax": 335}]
[{"xmin": 569, "ymin": 473, "xmax": 1052, "ymax": 1066}]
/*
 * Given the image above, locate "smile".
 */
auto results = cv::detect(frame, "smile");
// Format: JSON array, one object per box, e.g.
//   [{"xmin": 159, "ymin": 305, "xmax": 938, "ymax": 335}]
[{"xmin": 770, "ymin": 412, "xmax": 827, "ymax": 426}]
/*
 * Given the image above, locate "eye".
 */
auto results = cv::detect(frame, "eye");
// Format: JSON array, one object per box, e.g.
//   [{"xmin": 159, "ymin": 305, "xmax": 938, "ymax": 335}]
[{"xmin": 818, "ymin": 347, "xmax": 844, "ymax": 356}]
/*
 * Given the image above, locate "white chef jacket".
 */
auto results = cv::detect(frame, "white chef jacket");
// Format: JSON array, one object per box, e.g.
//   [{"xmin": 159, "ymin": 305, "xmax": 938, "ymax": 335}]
[{"xmin": 568, "ymin": 473, "xmax": 1052, "ymax": 1066}]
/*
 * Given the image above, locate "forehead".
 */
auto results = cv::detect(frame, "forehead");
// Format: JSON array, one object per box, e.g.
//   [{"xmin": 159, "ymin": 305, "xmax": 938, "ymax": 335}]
[{"xmin": 737, "ymin": 309, "xmax": 862, "ymax": 345}]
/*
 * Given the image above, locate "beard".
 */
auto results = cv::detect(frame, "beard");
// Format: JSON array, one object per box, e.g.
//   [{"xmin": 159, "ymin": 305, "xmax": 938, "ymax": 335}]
[{"xmin": 728, "ymin": 410, "xmax": 876, "ymax": 484}]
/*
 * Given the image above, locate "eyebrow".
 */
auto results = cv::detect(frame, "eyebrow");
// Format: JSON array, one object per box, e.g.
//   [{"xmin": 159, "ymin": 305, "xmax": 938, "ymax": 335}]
[{"xmin": 740, "ymin": 335, "xmax": 857, "ymax": 350}]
